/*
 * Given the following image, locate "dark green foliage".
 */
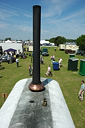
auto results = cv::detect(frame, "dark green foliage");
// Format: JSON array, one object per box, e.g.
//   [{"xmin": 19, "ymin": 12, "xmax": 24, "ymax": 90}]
[
  {"xmin": 66, "ymin": 39, "xmax": 76, "ymax": 42},
  {"xmin": 49, "ymin": 37, "xmax": 55, "ymax": 43},
  {"xmin": 76, "ymin": 35, "xmax": 85, "ymax": 51},
  {"xmin": 5, "ymin": 37, "xmax": 11, "ymax": 41},
  {"xmin": 49, "ymin": 36, "xmax": 66, "ymax": 46}
]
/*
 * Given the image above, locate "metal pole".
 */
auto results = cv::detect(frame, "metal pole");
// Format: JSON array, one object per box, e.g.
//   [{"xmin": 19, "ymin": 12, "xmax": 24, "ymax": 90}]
[
  {"xmin": 28, "ymin": 5, "xmax": 44, "ymax": 91},
  {"xmin": 32, "ymin": 5, "xmax": 41, "ymax": 84}
]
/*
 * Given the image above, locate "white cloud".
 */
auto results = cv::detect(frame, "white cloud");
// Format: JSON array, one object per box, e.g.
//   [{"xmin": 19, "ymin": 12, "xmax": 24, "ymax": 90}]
[
  {"xmin": 41, "ymin": 0, "xmax": 75, "ymax": 18},
  {"xmin": 0, "ymin": 2, "xmax": 32, "ymax": 21},
  {"xmin": 14, "ymin": 25, "xmax": 32, "ymax": 32},
  {"xmin": 41, "ymin": 0, "xmax": 85, "ymax": 39},
  {"xmin": 23, "ymin": 13, "xmax": 32, "ymax": 18},
  {"xmin": 0, "ymin": 22, "xmax": 9, "ymax": 28},
  {"xmin": 0, "ymin": 0, "xmax": 85, "ymax": 40},
  {"xmin": 0, "ymin": 9, "xmax": 19, "ymax": 20}
]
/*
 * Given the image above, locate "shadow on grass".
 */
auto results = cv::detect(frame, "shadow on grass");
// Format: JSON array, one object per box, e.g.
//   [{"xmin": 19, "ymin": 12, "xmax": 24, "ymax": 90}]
[
  {"xmin": 0, "ymin": 67, "xmax": 5, "ymax": 70},
  {"xmin": 16, "ymin": 65, "xmax": 22, "ymax": 68},
  {"xmin": 19, "ymin": 65, "xmax": 22, "ymax": 67},
  {"xmin": 40, "ymin": 63, "xmax": 45, "ymax": 65},
  {"xmin": 53, "ymin": 69, "xmax": 60, "ymax": 71},
  {"xmin": 0, "ymin": 76, "xmax": 3, "ymax": 78}
]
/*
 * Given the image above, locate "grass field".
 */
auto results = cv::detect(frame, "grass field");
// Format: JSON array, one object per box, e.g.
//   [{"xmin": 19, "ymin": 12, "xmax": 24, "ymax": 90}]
[{"xmin": 0, "ymin": 47, "xmax": 85, "ymax": 128}]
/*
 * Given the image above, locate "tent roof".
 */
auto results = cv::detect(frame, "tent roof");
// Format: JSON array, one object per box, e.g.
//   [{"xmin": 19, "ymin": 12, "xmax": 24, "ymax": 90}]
[
  {"xmin": 5, "ymin": 40, "xmax": 12, "ymax": 43},
  {"xmin": 4, "ymin": 48, "xmax": 17, "ymax": 52},
  {"xmin": 40, "ymin": 40, "xmax": 50, "ymax": 44}
]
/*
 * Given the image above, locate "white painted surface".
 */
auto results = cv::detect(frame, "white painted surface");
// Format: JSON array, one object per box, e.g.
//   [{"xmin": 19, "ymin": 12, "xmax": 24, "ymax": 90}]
[
  {"xmin": 0, "ymin": 78, "xmax": 75, "ymax": 128},
  {"xmin": 48, "ymin": 80, "xmax": 75, "ymax": 128}
]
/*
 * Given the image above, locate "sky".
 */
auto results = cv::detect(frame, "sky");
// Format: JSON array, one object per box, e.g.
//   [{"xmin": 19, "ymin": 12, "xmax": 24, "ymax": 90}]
[{"xmin": 0, "ymin": 0, "xmax": 85, "ymax": 40}]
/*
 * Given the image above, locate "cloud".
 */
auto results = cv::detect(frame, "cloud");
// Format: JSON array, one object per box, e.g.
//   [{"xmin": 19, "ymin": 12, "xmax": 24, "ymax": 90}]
[
  {"xmin": 0, "ymin": 22, "xmax": 9, "ymax": 28},
  {"xmin": 0, "ymin": 0, "xmax": 85, "ymax": 40},
  {"xmin": 41, "ymin": 0, "xmax": 75, "ymax": 18},
  {"xmin": 0, "ymin": 8, "xmax": 19, "ymax": 20},
  {"xmin": 14, "ymin": 25, "xmax": 32, "ymax": 32},
  {"xmin": 23, "ymin": 13, "xmax": 32, "ymax": 18},
  {"xmin": 0, "ymin": 2, "xmax": 32, "ymax": 21}
]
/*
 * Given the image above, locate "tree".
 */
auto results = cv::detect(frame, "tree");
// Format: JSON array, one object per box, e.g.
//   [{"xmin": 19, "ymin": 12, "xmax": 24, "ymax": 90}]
[
  {"xmin": 66, "ymin": 39, "xmax": 76, "ymax": 42},
  {"xmin": 76, "ymin": 35, "xmax": 85, "ymax": 51},
  {"xmin": 45, "ymin": 39, "xmax": 49, "ymax": 41},
  {"xmin": 49, "ymin": 37, "xmax": 55, "ymax": 43},
  {"xmin": 5, "ymin": 37, "xmax": 11, "ymax": 41},
  {"xmin": 54, "ymin": 36, "xmax": 66, "ymax": 46},
  {"xmin": 49, "ymin": 36, "xmax": 66, "ymax": 46}
]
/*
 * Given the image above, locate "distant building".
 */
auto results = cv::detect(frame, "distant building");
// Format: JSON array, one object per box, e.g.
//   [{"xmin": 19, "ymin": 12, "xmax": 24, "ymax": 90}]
[
  {"xmin": 59, "ymin": 42, "xmax": 79, "ymax": 52},
  {"xmin": 28, "ymin": 46, "xmax": 33, "ymax": 52},
  {"xmin": 59, "ymin": 44, "xmax": 65, "ymax": 50},
  {"xmin": 65, "ymin": 42, "xmax": 79, "ymax": 51}
]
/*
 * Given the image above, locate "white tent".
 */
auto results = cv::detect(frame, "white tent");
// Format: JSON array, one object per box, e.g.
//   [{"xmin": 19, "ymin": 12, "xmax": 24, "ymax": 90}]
[
  {"xmin": 0, "ymin": 43, "xmax": 23, "ymax": 54},
  {"xmin": 5, "ymin": 40, "xmax": 12, "ymax": 43},
  {"xmin": 40, "ymin": 40, "xmax": 50, "ymax": 45}
]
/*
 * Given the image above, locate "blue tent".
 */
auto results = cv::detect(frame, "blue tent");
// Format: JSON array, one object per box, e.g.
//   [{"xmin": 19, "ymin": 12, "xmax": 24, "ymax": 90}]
[{"xmin": 4, "ymin": 48, "xmax": 17, "ymax": 52}]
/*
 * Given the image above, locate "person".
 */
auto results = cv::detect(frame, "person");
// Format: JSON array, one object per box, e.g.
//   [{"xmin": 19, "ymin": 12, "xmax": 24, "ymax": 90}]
[
  {"xmin": 16, "ymin": 58, "xmax": 19, "ymax": 67},
  {"xmin": 55, "ymin": 48, "xmax": 56, "ymax": 51},
  {"xmin": 21, "ymin": 54, "xmax": 23, "ymax": 59},
  {"xmin": 50, "ymin": 55, "xmax": 53, "ymax": 60},
  {"xmin": 78, "ymin": 80, "xmax": 85, "ymax": 100},
  {"xmin": 45, "ymin": 65, "xmax": 53, "ymax": 77},
  {"xmin": 7, "ymin": 55, "xmax": 10, "ymax": 64},
  {"xmin": 40, "ymin": 56, "xmax": 44, "ymax": 64},
  {"xmin": 0, "ymin": 55, "xmax": 2, "ymax": 67},
  {"xmin": 50, "ymin": 56, "xmax": 53, "ymax": 64},
  {"xmin": 53, "ymin": 55, "xmax": 55, "ymax": 61},
  {"xmin": 28, "ymin": 65, "xmax": 32, "ymax": 76},
  {"xmin": 59, "ymin": 58, "xmax": 62, "ymax": 67},
  {"xmin": 14, "ymin": 54, "xmax": 16, "ymax": 58},
  {"xmin": 10, "ymin": 56, "xmax": 12, "ymax": 63},
  {"xmin": 31, "ymin": 65, "xmax": 33, "ymax": 75}
]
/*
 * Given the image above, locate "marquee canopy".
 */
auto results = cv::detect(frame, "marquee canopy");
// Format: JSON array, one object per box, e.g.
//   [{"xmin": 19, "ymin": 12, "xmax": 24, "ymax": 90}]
[{"xmin": 4, "ymin": 48, "xmax": 17, "ymax": 52}]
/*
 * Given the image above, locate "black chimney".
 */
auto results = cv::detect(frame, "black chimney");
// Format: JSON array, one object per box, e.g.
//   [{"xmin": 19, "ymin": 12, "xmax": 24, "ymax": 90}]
[
  {"xmin": 33, "ymin": 5, "xmax": 41, "ymax": 84},
  {"xmin": 29, "ymin": 5, "xmax": 44, "ymax": 91}
]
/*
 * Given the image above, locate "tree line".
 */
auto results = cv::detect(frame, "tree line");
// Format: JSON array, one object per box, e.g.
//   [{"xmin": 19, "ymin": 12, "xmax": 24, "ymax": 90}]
[{"xmin": 46, "ymin": 35, "xmax": 85, "ymax": 51}]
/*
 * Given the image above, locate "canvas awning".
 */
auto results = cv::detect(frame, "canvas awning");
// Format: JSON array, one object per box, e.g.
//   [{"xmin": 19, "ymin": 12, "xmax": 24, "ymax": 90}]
[{"xmin": 4, "ymin": 48, "xmax": 17, "ymax": 52}]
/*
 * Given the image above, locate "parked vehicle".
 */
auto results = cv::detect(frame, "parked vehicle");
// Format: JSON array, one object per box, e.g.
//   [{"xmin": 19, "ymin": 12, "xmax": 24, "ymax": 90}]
[
  {"xmin": 42, "ymin": 48, "xmax": 49, "ymax": 56},
  {"xmin": 76, "ymin": 50, "xmax": 85, "ymax": 56},
  {"xmin": 1, "ymin": 56, "xmax": 7, "ymax": 62},
  {"xmin": 1, "ymin": 56, "xmax": 16, "ymax": 62},
  {"xmin": 65, "ymin": 49, "xmax": 75, "ymax": 54}
]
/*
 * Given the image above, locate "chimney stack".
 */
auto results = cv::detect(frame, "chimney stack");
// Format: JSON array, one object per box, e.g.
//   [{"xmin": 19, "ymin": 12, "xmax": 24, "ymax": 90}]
[{"xmin": 29, "ymin": 5, "xmax": 44, "ymax": 91}]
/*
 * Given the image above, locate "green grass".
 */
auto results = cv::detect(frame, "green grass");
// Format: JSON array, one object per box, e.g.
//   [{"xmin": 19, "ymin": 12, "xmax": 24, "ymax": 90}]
[{"xmin": 0, "ymin": 47, "xmax": 85, "ymax": 128}]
